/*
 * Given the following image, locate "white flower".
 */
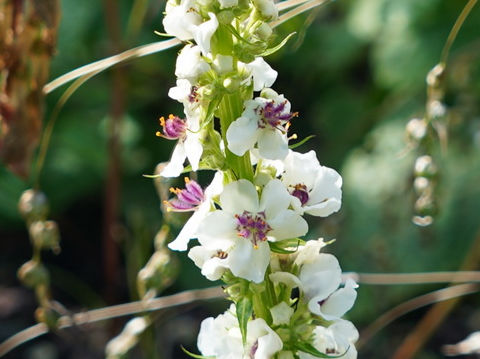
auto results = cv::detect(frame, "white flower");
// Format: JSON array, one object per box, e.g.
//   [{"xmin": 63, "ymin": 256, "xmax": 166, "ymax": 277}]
[
  {"xmin": 189, "ymin": 179, "xmax": 308, "ymax": 282},
  {"xmin": 270, "ymin": 247, "xmax": 357, "ymax": 320},
  {"xmin": 281, "ymin": 150, "xmax": 342, "ymax": 217},
  {"xmin": 299, "ymin": 320, "xmax": 359, "ymax": 359},
  {"xmin": 241, "ymin": 57, "xmax": 278, "ymax": 92},
  {"xmin": 175, "ymin": 45, "xmax": 210, "ymax": 83},
  {"xmin": 163, "ymin": 0, "xmax": 202, "ymax": 41},
  {"xmin": 168, "ymin": 171, "xmax": 224, "ymax": 251},
  {"xmin": 163, "ymin": 2, "xmax": 218, "ymax": 54},
  {"xmin": 198, "ymin": 305, "xmax": 283, "ymax": 359},
  {"xmin": 226, "ymin": 89, "xmax": 295, "ymax": 160},
  {"xmin": 160, "ymin": 113, "xmax": 203, "ymax": 177}
]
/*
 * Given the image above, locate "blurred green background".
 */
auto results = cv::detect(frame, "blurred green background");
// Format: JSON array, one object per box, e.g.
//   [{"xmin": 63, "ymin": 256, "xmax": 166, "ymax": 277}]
[{"xmin": 1, "ymin": 0, "xmax": 480, "ymax": 358}]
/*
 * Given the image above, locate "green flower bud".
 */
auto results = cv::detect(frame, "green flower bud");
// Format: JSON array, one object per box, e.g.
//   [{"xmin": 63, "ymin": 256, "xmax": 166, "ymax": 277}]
[
  {"xmin": 18, "ymin": 260, "xmax": 50, "ymax": 288},
  {"xmin": 217, "ymin": 10, "xmax": 235, "ymax": 24},
  {"xmin": 35, "ymin": 306, "xmax": 60, "ymax": 329},
  {"xmin": 29, "ymin": 220, "xmax": 61, "ymax": 253},
  {"xmin": 18, "ymin": 189, "xmax": 49, "ymax": 222},
  {"xmin": 223, "ymin": 77, "xmax": 240, "ymax": 92},
  {"xmin": 254, "ymin": 22, "xmax": 273, "ymax": 41}
]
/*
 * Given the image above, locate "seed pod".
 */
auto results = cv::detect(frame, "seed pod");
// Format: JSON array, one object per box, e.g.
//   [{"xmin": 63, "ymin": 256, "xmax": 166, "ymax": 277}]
[
  {"xmin": 18, "ymin": 260, "xmax": 50, "ymax": 288},
  {"xmin": 18, "ymin": 189, "xmax": 49, "ymax": 222},
  {"xmin": 29, "ymin": 220, "xmax": 61, "ymax": 252}
]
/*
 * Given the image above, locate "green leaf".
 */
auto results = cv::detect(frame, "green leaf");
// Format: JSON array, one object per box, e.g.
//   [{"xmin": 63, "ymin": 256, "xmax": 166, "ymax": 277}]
[
  {"xmin": 296, "ymin": 342, "xmax": 350, "ymax": 358},
  {"xmin": 269, "ymin": 243, "xmax": 299, "ymax": 254},
  {"xmin": 260, "ymin": 32, "xmax": 296, "ymax": 57},
  {"xmin": 289, "ymin": 135, "xmax": 316, "ymax": 149},
  {"xmin": 236, "ymin": 297, "xmax": 253, "ymax": 345},
  {"xmin": 180, "ymin": 346, "xmax": 214, "ymax": 359}
]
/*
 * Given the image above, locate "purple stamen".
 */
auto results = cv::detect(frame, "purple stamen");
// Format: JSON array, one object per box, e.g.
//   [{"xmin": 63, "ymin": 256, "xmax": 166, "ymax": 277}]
[
  {"xmin": 164, "ymin": 178, "xmax": 205, "ymax": 212},
  {"xmin": 156, "ymin": 114, "xmax": 187, "ymax": 140},
  {"xmin": 235, "ymin": 211, "xmax": 272, "ymax": 248},
  {"xmin": 258, "ymin": 100, "xmax": 297, "ymax": 131},
  {"xmin": 291, "ymin": 184, "xmax": 309, "ymax": 206}
]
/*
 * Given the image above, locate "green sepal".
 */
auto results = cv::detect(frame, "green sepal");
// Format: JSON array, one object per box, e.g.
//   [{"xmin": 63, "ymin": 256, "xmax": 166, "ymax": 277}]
[
  {"xmin": 181, "ymin": 346, "xmax": 214, "ymax": 359},
  {"xmin": 295, "ymin": 342, "xmax": 349, "ymax": 358},
  {"xmin": 236, "ymin": 296, "xmax": 253, "ymax": 345},
  {"xmin": 261, "ymin": 32, "xmax": 296, "ymax": 57},
  {"xmin": 289, "ymin": 135, "xmax": 316, "ymax": 149},
  {"xmin": 269, "ymin": 238, "xmax": 305, "ymax": 253}
]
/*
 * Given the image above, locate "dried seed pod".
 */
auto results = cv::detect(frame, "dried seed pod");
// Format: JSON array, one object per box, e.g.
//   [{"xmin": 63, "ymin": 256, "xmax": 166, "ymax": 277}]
[
  {"xmin": 18, "ymin": 260, "xmax": 50, "ymax": 288},
  {"xmin": 29, "ymin": 220, "xmax": 60, "ymax": 252},
  {"xmin": 18, "ymin": 189, "xmax": 49, "ymax": 222}
]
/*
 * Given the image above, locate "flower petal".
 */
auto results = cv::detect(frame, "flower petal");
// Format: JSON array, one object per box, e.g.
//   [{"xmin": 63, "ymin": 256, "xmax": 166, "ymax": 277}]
[
  {"xmin": 161, "ymin": 142, "xmax": 186, "ymax": 177},
  {"xmin": 245, "ymin": 58, "xmax": 277, "ymax": 91},
  {"xmin": 257, "ymin": 129, "xmax": 288, "ymax": 160},
  {"xmin": 226, "ymin": 116, "xmax": 259, "ymax": 156},
  {"xmin": 268, "ymin": 210, "xmax": 308, "ymax": 241},
  {"xmin": 319, "ymin": 279, "xmax": 358, "ymax": 320},
  {"xmin": 197, "ymin": 210, "xmax": 237, "ymax": 247},
  {"xmin": 228, "ymin": 239, "xmax": 270, "ymax": 283},
  {"xmin": 220, "ymin": 179, "xmax": 260, "ymax": 214},
  {"xmin": 260, "ymin": 179, "xmax": 291, "ymax": 219}
]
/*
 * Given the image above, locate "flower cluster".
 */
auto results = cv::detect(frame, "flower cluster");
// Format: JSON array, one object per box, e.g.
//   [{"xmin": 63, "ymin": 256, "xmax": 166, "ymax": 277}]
[{"xmin": 156, "ymin": 0, "xmax": 358, "ymax": 356}]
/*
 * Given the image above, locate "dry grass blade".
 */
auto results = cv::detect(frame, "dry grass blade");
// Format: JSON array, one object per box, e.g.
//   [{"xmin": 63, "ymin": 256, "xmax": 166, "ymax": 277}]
[
  {"xmin": 276, "ymin": 0, "xmax": 314, "ymax": 12},
  {"xmin": 0, "ymin": 286, "xmax": 224, "ymax": 357},
  {"xmin": 357, "ymin": 283, "xmax": 480, "ymax": 350},
  {"xmin": 344, "ymin": 271, "xmax": 480, "ymax": 285},
  {"xmin": 271, "ymin": 0, "xmax": 332, "ymax": 28},
  {"xmin": 43, "ymin": 38, "xmax": 181, "ymax": 94}
]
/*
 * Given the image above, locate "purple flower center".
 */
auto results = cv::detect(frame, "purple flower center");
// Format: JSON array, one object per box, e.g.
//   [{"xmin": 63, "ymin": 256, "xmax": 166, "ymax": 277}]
[
  {"xmin": 258, "ymin": 100, "xmax": 297, "ymax": 131},
  {"xmin": 291, "ymin": 184, "xmax": 309, "ymax": 206},
  {"xmin": 156, "ymin": 114, "xmax": 187, "ymax": 140},
  {"xmin": 164, "ymin": 177, "xmax": 204, "ymax": 212},
  {"xmin": 235, "ymin": 211, "xmax": 272, "ymax": 248},
  {"xmin": 188, "ymin": 86, "xmax": 199, "ymax": 103}
]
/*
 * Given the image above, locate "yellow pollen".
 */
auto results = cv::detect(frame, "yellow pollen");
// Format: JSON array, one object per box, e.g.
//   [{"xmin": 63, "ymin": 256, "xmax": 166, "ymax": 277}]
[
  {"xmin": 168, "ymin": 114, "xmax": 175, "ymax": 120},
  {"xmin": 184, "ymin": 177, "xmax": 190, "ymax": 183},
  {"xmin": 159, "ymin": 116, "xmax": 165, "ymax": 126},
  {"xmin": 155, "ymin": 131, "xmax": 163, "ymax": 137},
  {"xmin": 253, "ymin": 244, "xmax": 259, "ymax": 249}
]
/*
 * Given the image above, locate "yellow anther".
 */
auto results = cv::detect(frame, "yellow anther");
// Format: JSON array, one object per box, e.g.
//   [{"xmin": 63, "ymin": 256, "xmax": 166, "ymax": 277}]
[{"xmin": 184, "ymin": 177, "xmax": 190, "ymax": 183}]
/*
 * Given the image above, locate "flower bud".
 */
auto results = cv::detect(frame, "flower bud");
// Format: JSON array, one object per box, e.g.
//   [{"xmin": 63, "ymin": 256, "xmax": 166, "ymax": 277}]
[
  {"xmin": 137, "ymin": 251, "xmax": 178, "ymax": 296},
  {"xmin": 405, "ymin": 118, "xmax": 427, "ymax": 142},
  {"xmin": 18, "ymin": 189, "xmax": 49, "ymax": 222},
  {"xmin": 223, "ymin": 77, "xmax": 240, "ymax": 92},
  {"xmin": 217, "ymin": 10, "xmax": 234, "ymax": 24},
  {"xmin": 427, "ymin": 100, "xmax": 447, "ymax": 119},
  {"xmin": 413, "ymin": 176, "xmax": 431, "ymax": 196},
  {"xmin": 35, "ymin": 306, "xmax": 60, "ymax": 328},
  {"xmin": 412, "ymin": 215, "xmax": 434, "ymax": 227},
  {"xmin": 254, "ymin": 22, "xmax": 273, "ymax": 41},
  {"xmin": 426, "ymin": 64, "xmax": 445, "ymax": 89},
  {"xmin": 414, "ymin": 155, "xmax": 437, "ymax": 178},
  {"xmin": 29, "ymin": 220, "xmax": 61, "ymax": 253},
  {"xmin": 415, "ymin": 194, "xmax": 436, "ymax": 216},
  {"xmin": 253, "ymin": 0, "xmax": 278, "ymax": 21},
  {"xmin": 18, "ymin": 260, "xmax": 50, "ymax": 288}
]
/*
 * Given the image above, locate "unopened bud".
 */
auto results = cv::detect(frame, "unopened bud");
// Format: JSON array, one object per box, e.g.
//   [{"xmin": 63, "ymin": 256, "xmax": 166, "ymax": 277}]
[
  {"xmin": 29, "ymin": 221, "xmax": 61, "ymax": 253},
  {"xmin": 217, "ymin": 10, "xmax": 234, "ymax": 24},
  {"xmin": 427, "ymin": 100, "xmax": 447, "ymax": 119},
  {"xmin": 254, "ymin": 22, "xmax": 273, "ymax": 41},
  {"xmin": 18, "ymin": 260, "xmax": 49, "ymax": 288},
  {"xmin": 412, "ymin": 215, "xmax": 434, "ymax": 227},
  {"xmin": 406, "ymin": 118, "xmax": 427, "ymax": 142},
  {"xmin": 223, "ymin": 77, "xmax": 240, "ymax": 92},
  {"xmin": 426, "ymin": 64, "xmax": 445, "ymax": 88},
  {"xmin": 414, "ymin": 155, "xmax": 437, "ymax": 177},
  {"xmin": 18, "ymin": 189, "xmax": 49, "ymax": 222},
  {"xmin": 35, "ymin": 306, "xmax": 60, "ymax": 328},
  {"xmin": 137, "ymin": 251, "xmax": 178, "ymax": 296},
  {"xmin": 415, "ymin": 194, "xmax": 436, "ymax": 216},
  {"xmin": 413, "ymin": 177, "xmax": 431, "ymax": 196}
]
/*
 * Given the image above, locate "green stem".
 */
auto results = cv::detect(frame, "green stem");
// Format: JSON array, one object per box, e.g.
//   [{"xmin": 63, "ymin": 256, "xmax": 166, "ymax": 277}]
[{"xmin": 218, "ymin": 93, "xmax": 254, "ymax": 181}]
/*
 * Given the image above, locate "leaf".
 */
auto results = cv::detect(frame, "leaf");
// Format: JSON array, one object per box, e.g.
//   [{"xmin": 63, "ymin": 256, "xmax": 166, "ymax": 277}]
[
  {"xmin": 260, "ymin": 32, "xmax": 296, "ymax": 57},
  {"xmin": 295, "ymin": 342, "xmax": 350, "ymax": 358},
  {"xmin": 289, "ymin": 135, "xmax": 315, "ymax": 149},
  {"xmin": 236, "ymin": 296, "xmax": 253, "ymax": 345},
  {"xmin": 180, "ymin": 346, "xmax": 214, "ymax": 359}
]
